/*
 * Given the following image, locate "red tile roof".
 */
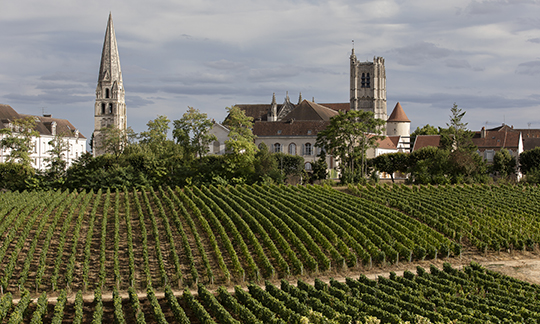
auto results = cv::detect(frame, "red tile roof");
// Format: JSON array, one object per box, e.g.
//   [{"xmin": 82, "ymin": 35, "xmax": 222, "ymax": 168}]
[
  {"xmin": 282, "ymin": 100, "xmax": 339, "ymax": 121},
  {"xmin": 412, "ymin": 135, "xmax": 441, "ymax": 152},
  {"xmin": 472, "ymin": 130, "xmax": 520, "ymax": 150},
  {"xmin": 387, "ymin": 102, "xmax": 410, "ymax": 122},
  {"xmin": 252, "ymin": 120, "xmax": 329, "ymax": 137}
]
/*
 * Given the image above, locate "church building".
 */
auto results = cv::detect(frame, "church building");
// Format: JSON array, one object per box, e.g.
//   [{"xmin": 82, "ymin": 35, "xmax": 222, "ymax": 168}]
[
  {"xmin": 209, "ymin": 50, "xmax": 411, "ymax": 177},
  {"xmin": 92, "ymin": 13, "xmax": 127, "ymax": 157}
]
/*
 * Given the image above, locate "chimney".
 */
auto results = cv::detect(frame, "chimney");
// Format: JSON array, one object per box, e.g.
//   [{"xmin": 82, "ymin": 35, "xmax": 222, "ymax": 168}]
[
  {"xmin": 43, "ymin": 114, "xmax": 52, "ymax": 118},
  {"xmin": 481, "ymin": 127, "xmax": 486, "ymax": 138}
]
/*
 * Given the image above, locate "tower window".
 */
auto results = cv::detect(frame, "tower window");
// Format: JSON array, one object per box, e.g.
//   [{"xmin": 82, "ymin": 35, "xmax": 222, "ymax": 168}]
[
  {"xmin": 361, "ymin": 73, "xmax": 366, "ymax": 88},
  {"xmin": 108, "ymin": 104, "xmax": 113, "ymax": 114},
  {"xmin": 366, "ymin": 73, "xmax": 370, "ymax": 88},
  {"xmin": 105, "ymin": 88, "xmax": 110, "ymax": 98},
  {"xmin": 101, "ymin": 103, "xmax": 106, "ymax": 115}
]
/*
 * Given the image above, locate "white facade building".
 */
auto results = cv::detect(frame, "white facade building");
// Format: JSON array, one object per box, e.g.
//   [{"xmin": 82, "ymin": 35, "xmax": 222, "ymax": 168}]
[{"xmin": 0, "ymin": 104, "xmax": 86, "ymax": 170}]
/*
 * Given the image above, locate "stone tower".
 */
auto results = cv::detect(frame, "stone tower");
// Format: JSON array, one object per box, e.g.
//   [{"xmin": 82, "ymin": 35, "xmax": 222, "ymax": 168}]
[
  {"xmin": 93, "ymin": 13, "xmax": 126, "ymax": 157},
  {"xmin": 350, "ymin": 49, "xmax": 387, "ymax": 122}
]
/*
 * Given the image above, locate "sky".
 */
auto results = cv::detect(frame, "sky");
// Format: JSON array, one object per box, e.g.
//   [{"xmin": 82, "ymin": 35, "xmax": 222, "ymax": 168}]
[{"xmin": 1, "ymin": 0, "xmax": 539, "ymax": 145}]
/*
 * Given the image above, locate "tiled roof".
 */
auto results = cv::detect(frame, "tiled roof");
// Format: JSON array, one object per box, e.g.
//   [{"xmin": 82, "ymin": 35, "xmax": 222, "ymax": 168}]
[
  {"xmin": 523, "ymin": 138, "xmax": 540, "ymax": 151},
  {"xmin": 472, "ymin": 130, "xmax": 520, "ymax": 149},
  {"xmin": 0, "ymin": 104, "xmax": 85, "ymax": 138},
  {"xmin": 377, "ymin": 136, "xmax": 399, "ymax": 150},
  {"xmin": 317, "ymin": 103, "xmax": 350, "ymax": 112},
  {"xmin": 234, "ymin": 104, "xmax": 275, "ymax": 121},
  {"xmin": 282, "ymin": 100, "xmax": 339, "ymax": 121},
  {"xmin": 412, "ymin": 135, "xmax": 441, "ymax": 152},
  {"xmin": 387, "ymin": 102, "xmax": 410, "ymax": 122},
  {"xmin": 252, "ymin": 120, "xmax": 329, "ymax": 137}
]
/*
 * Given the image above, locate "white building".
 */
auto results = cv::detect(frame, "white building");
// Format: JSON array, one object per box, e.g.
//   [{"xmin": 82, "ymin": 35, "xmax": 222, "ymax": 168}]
[{"xmin": 0, "ymin": 104, "xmax": 86, "ymax": 170}]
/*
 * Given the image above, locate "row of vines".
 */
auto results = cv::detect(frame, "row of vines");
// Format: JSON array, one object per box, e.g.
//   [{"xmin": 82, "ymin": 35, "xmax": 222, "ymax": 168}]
[
  {"xmin": 351, "ymin": 183, "xmax": 540, "ymax": 253},
  {"xmin": 0, "ymin": 184, "xmax": 456, "ymax": 294},
  {"xmin": 1, "ymin": 263, "xmax": 539, "ymax": 323}
]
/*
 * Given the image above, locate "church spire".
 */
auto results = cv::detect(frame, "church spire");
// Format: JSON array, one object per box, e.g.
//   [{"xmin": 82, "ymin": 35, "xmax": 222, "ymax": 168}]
[
  {"xmin": 93, "ymin": 13, "xmax": 127, "ymax": 157},
  {"xmin": 98, "ymin": 13, "xmax": 123, "ymax": 85}
]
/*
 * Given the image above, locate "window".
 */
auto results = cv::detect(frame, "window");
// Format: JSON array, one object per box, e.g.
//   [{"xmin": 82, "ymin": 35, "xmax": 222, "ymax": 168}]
[
  {"xmin": 108, "ymin": 103, "xmax": 113, "ymax": 114},
  {"xmin": 273, "ymin": 143, "xmax": 282, "ymax": 153},
  {"xmin": 303, "ymin": 143, "xmax": 312, "ymax": 156},
  {"xmin": 105, "ymin": 88, "xmax": 110, "ymax": 98},
  {"xmin": 305, "ymin": 162, "xmax": 312, "ymax": 170},
  {"xmin": 361, "ymin": 73, "xmax": 370, "ymax": 88},
  {"xmin": 288, "ymin": 143, "xmax": 296, "ymax": 155},
  {"xmin": 101, "ymin": 103, "xmax": 106, "ymax": 115}
]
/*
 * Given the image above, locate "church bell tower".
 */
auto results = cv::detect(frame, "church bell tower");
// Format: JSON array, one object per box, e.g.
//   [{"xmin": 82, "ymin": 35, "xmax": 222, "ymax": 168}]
[
  {"xmin": 350, "ymin": 49, "xmax": 387, "ymax": 122},
  {"xmin": 93, "ymin": 13, "xmax": 126, "ymax": 156}
]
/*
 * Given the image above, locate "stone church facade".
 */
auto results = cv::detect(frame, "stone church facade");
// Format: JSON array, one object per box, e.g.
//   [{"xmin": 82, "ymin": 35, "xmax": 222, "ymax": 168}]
[
  {"xmin": 93, "ymin": 13, "xmax": 127, "ymax": 157},
  {"xmin": 209, "ymin": 50, "xmax": 411, "ymax": 177}
]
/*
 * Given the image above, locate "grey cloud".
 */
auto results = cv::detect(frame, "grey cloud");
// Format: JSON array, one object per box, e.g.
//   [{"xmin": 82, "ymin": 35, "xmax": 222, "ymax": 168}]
[
  {"xmin": 204, "ymin": 59, "xmax": 246, "ymax": 70},
  {"xmin": 248, "ymin": 66, "xmax": 302, "ymax": 82},
  {"xmin": 444, "ymin": 59, "xmax": 472, "ymax": 69},
  {"xmin": 3, "ymin": 92, "xmax": 92, "ymax": 105},
  {"xmin": 396, "ymin": 92, "xmax": 540, "ymax": 110},
  {"xmin": 528, "ymin": 37, "xmax": 540, "ymax": 44},
  {"xmin": 392, "ymin": 42, "xmax": 452, "ymax": 66},
  {"xmin": 126, "ymin": 95, "xmax": 155, "ymax": 108},
  {"xmin": 515, "ymin": 61, "xmax": 540, "ymax": 75}
]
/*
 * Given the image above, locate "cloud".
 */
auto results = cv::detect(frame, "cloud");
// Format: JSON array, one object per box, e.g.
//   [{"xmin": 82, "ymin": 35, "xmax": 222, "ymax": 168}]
[
  {"xmin": 528, "ymin": 37, "xmax": 540, "ymax": 44},
  {"xmin": 392, "ymin": 42, "xmax": 452, "ymax": 66},
  {"xmin": 204, "ymin": 59, "xmax": 246, "ymax": 70},
  {"xmin": 3, "ymin": 92, "xmax": 92, "ymax": 105},
  {"xmin": 444, "ymin": 59, "xmax": 472, "ymax": 69},
  {"xmin": 515, "ymin": 60, "xmax": 540, "ymax": 75},
  {"xmin": 126, "ymin": 95, "xmax": 155, "ymax": 108}
]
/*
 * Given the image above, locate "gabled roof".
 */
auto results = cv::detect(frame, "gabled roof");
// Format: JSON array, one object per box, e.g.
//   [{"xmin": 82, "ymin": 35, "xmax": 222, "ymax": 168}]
[
  {"xmin": 234, "ymin": 104, "xmax": 275, "ymax": 121},
  {"xmin": 523, "ymin": 138, "xmax": 540, "ymax": 151},
  {"xmin": 472, "ymin": 129, "xmax": 521, "ymax": 150},
  {"xmin": 282, "ymin": 100, "xmax": 339, "ymax": 121},
  {"xmin": 412, "ymin": 135, "xmax": 441, "ymax": 152},
  {"xmin": 317, "ymin": 103, "xmax": 350, "ymax": 112},
  {"xmin": 252, "ymin": 120, "xmax": 329, "ymax": 137},
  {"xmin": 376, "ymin": 136, "xmax": 399, "ymax": 150},
  {"xmin": 387, "ymin": 102, "xmax": 410, "ymax": 122},
  {"xmin": 0, "ymin": 104, "xmax": 85, "ymax": 138}
]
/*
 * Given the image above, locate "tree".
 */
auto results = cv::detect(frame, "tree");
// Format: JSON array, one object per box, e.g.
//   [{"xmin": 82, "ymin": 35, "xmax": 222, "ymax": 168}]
[
  {"xmin": 411, "ymin": 124, "xmax": 440, "ymax": 137},
  {"xmin": 442, "ymin": 103, "xmax": 475, "ymax": 151},
  {"xmin": 0, "ymin": 116, "xmax": 39, "ymax": 166},
  {"xmin": 222, "ymin": 106, "xmax": 258, "ymax": 181},
  {"xmin": 316, "ymin": 110, "xmax": 385, "ymax": 180},
  {"xmin": 42, "ymin": 133, "xmax": 70, "ymax": 186},
  {"xmin": 492, "ymin": 148, "xmax": 516, "ymax": 178},
  {"xmin": 139, "ymin": 115, "xmax": 170, "ymax": 147},
  {"xmin": 371, "ymin": 152, "xmax": 409, "ymax": 183},
  {"xmin": 173, "ymin": 107, "xmax": 216, "ymax": 159},
  {"xmin": 519, "ymin": 147, "xmax": 540, "ymax": 175},
  {"xmin": 96, "ymin": 125, "xmax": 135, "ymax": 158}
]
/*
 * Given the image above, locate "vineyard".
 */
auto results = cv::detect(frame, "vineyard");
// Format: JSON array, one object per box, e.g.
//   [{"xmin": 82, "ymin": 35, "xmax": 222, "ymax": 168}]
[{"xmin": 1, "ymin": 183, "xmax": 540, "ymax": 322}]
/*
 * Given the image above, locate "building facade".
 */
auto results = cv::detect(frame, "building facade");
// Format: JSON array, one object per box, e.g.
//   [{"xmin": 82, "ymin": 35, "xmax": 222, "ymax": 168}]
[
  {"xmin": 0, "ymin": 104, "xmax": 86, "ymax": 170},
  {"xmin": 93, "ymin": 13, "xmax": 127, "ymax": 156}
]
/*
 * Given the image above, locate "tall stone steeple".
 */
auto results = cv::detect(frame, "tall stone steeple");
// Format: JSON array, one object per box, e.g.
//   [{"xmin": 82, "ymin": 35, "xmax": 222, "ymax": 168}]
[{"xmin": 93, "ymin": 13, "xmax": 127, "ymax": 156}]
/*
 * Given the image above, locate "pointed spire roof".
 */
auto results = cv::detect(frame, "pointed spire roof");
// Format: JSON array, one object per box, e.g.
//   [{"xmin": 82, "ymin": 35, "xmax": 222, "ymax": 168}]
[
  {"xmin": 98, "ymin": 13, "xmax": 123, "ymax": 84},
  {"xmin": 387, "ymin": 102, "xmax": 410, "ymax": 122}
]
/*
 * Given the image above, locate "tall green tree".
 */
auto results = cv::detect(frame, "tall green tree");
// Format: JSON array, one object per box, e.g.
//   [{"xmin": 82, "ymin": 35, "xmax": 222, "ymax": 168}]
[
  {"xmin": 0, "ymin": 116, "xmax": 39, "ymax": 166},
  {"xmin": 222, "ymin": 106, "xmax": 258, "ymax": 181},
  {"xmin": 173, "ymin": 107, "xmax": 216, "ymax": 159},
  {"xmin": 441, "ymin": 103, "xmax": 475, "ymax": 151},
  {"xmin": 139, "ymin": 115, "xmax": 170, "ymax": 146},
  {"xmin": 43, "ymin": 133, "xmax": 70, "ymax": 186},
  {"xmin": 316, "ymin": 110, "xmax": 385, "ymax": 180},
  {"xmin": 95, "ymin": 125, "xmax": 135, "ymax": 158},
  {"xmin": 519, "ymin": 147, "xmax": 540, "ymax": 175}
]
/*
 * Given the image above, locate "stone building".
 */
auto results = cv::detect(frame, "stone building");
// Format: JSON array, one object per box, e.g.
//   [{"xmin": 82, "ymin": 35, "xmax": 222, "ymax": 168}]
[{"xmin": 93, "ymin": 13, "xmax": 127, "ymax": 156}]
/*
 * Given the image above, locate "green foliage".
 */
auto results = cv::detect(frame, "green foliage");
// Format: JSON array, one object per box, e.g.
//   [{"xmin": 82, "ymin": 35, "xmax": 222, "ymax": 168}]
[
  {"xmin": 0, "ymin": 162, "xmax": 36, "ymax": 191},
  {"xmin": 520, "ymin": 147, "xmax": 540, "ymax": 175},
  {"xmin": 371, "ymin": 152, "xmax": 409, "ymax": 183},
  {"xmin": 173, "ymin": 106, "xmax": 216, "ymax": 159},
  {"xmin": 440, "ymin": 103, "xmax": 475, "ymax": 152},
  {"xmin": 0, "ymin": 116, "xmax": 39, "ymax": 166},
  {"xmin": 411, "ymin": 124, "xmax": 440, "ymax": 137},
  {"xmin": 223, "ymin": 105, "xmax": 258, "ymax": 181},
  {"xmin": 492, "ymin": 148, "xmax": 516, "ymax": 178},
  {"xmin": 316, "ymin": 110, "xmax": 386, "ymax": 179}
]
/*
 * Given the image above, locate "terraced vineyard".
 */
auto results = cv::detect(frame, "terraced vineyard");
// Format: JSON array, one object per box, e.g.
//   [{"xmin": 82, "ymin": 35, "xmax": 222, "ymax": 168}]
[{"xmin": 2, "ymin": 183, "xmax": 540, "ymax": 323}]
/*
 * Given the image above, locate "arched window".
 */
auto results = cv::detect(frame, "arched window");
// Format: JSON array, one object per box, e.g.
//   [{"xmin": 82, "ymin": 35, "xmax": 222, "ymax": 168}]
[
  {"xmin": 303, "ymin": 143, "xmax": 312, "ymax": 156},
  {"xmin": 366, "ymin": 73, "xmax": 370, "ymax": 88},
  {"xmin": 108, "ymin": 103, "xmax": 113, "ymax": 114},
  {"xmin": 101, "ymin": 103, "xmax": 106, "ymax": 115},
  {"xmin": 105, "ymin": 88, "xmax": 110, "ymax": 98},
  {"xmin": 273, "ymin": 143, "xmax": 282, "ymax": 153},
  {"xmin": 305, "ymin": 162, "xmax": 312, "ymax": 171},
  {"xmin": 288, "ymin": 143, "xmax": 296, "ymax": 155}
]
